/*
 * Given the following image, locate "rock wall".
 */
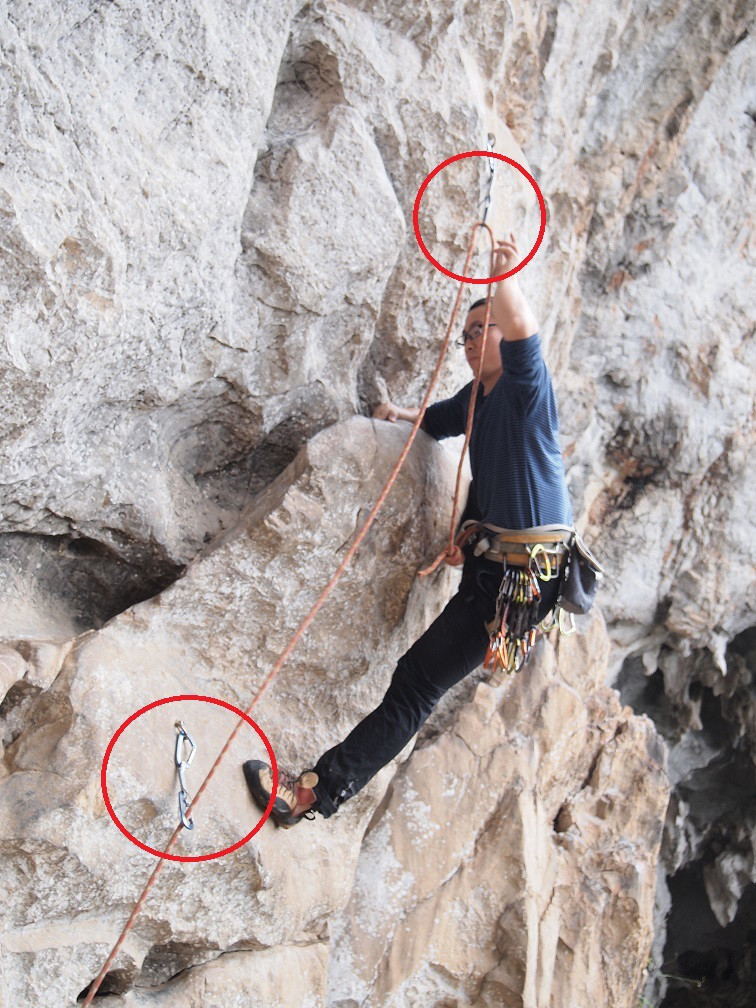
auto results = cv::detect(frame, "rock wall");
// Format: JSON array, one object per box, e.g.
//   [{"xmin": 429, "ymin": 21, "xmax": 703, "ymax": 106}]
[
  {"xmin": 0, "ymin": 0, "xmax": 753, "ymax": 1005},
  {"xmin": 328, "ymin": 614, "xmax": 667, "ymax": 1008},
  {"xmin": 0, "ymin": 416, "xmax": 668, "ymax": 1008}
]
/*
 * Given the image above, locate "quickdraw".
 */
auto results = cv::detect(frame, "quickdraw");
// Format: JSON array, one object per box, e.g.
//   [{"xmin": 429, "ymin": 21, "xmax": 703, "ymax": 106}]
[
  {"xmin": 483, "ymin": 541, "xmax": 572, "ymax": 676},
  {"xmin": 175, "ymin": 721, "xmax": 196, "ymax": 830},
  {"xmin": 480, "ymin": 132, "xmax": 496, "ymax": 225}
]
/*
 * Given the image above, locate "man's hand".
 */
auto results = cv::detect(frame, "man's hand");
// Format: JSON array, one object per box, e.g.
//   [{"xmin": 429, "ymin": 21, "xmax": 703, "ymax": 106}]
[
  {"xmin": 493, "ymin": 232, "xmax": 521, "ymax": 275},
  {"xmin": 491, "ymin": 231, "xmax": 538, "ymax": 342},
  {"xmin": 373, "ymin": 402, "xmax": 423, "ymax": 427},
  {"xmin": 373, "ymin": 402, "xmax": 400, "ymax": 422}
]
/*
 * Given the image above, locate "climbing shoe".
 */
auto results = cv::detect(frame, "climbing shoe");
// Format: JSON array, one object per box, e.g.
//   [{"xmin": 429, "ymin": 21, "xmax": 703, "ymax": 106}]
[{"xmin": 242, "ymin": 760, "xmax": 319, "ymax": 829}]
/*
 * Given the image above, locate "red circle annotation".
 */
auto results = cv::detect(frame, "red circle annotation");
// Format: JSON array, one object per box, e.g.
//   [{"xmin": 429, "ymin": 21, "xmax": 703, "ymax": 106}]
[
  {"xmin": 412, "ymin": 151, "xmax": 547, "ymax": 283},
  {"xmin": 100, "ymin": 694, "xmax": 277, "ymax": 862}
]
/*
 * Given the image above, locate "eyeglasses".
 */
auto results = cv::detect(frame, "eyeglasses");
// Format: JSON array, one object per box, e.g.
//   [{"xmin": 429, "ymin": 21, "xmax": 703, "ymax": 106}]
[{"xmin": 455, "ymin": 323, "xmax": 495, "ymax": 347}]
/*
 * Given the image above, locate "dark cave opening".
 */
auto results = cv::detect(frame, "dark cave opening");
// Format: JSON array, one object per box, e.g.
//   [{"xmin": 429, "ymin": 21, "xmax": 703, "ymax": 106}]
[
  {"xmin": 0, "ymin": 530, "xmax": 185, "ymax": 637},
  {"xmin": 619, "ymin": 627, "xmax": 756, "ymax": 1008},
  {"xmin": 660, "ymin": 867, "xmax": 756, "ymax": 1008},
  {"xmin": 615, "ymin": 657, "xmax": 680, "ymax": 742}
]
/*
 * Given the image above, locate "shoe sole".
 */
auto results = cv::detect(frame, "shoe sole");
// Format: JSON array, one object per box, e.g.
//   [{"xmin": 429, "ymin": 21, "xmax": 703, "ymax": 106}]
[{"xmin": 242, "ymin": 760, "xmax": 318, "ymax": 829}]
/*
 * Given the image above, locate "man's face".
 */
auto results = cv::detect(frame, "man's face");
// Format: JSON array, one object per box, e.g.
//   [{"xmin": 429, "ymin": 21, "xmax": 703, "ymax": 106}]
[{"xmin": 461, "ymin": 305, "xmax": 503, "ymax": 376}]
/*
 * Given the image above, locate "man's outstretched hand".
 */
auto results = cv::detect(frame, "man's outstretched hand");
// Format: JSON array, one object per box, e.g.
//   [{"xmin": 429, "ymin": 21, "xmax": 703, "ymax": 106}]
[
  {"xmin": 373, "ymin": 402, "xmax": 400, "ymax": 422},
  {"xmin": 373, "ymin": 402, "xmax": 423, "ymax": 426},
  {"xmin": 493, "ymin": 232, "xmax": 521, "ymax": 275}
]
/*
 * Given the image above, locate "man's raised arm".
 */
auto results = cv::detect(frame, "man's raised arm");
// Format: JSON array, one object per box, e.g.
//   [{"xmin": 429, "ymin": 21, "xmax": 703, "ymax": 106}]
[{"xmin": 490, "ymin": 233, "xmax": 539, "ymax": 342}]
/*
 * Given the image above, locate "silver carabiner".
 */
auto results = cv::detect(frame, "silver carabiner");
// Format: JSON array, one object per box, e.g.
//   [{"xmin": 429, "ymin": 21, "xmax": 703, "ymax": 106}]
[
  {"xmin": 175, "ymin": 721, "xmax": 197, "ymax": 830},
  {"xmin": 481, "ymin": 132, "xmax": 496, "ymax": 225},
  {"xmin": 178, "ymin": 789, "xmax": 194, "ymax": 831},
  {"xmin": 175, "ymin": 721, "xmax": 196, "ymax": 769}
]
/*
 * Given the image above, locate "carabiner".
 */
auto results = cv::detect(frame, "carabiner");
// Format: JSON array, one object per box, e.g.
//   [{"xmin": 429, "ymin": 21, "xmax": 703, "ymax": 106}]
[
  {"xmin": 540, "ymin": 609, "xmax": 558, "ymax": 633},
  {"xmin": 175, "ymin": 721, "xmax": 196, "ymax": 769},
  {"xmin": 178, "ymin": 789, "xmax": 194, "ymax": 831},
  {"xmin": 175, "ymin": 721, "xmax": 197, "ymax": 830},
  {"xmin": 558, "ymin": 608, "xmax": 576, "ymax": 636},
  {"xmin": 529, "ymin": 543, "xmax": 553, "ymax": 582},
  {"xmin": 480, "ymin": 133, "xmax": 496, "ymax": 225}
]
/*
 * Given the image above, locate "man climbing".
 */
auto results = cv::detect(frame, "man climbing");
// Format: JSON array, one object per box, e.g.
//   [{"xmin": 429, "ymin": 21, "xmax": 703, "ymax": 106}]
[{"xmin": 243, "ymin": 233, "xmax": 574, "ymax": 827}]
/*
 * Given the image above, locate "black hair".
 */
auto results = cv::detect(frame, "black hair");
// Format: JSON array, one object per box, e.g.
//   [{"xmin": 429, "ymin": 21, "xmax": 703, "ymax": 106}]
[{"xmin": 468, "ymin": 297, "xmax": 491, "ymax": 313}]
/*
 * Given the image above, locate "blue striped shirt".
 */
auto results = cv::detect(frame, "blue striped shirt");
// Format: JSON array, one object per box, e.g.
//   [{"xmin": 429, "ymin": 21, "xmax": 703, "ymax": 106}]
[{"xmin": 422, "ymin": 334, "xmax": 573, "ymax": 529}]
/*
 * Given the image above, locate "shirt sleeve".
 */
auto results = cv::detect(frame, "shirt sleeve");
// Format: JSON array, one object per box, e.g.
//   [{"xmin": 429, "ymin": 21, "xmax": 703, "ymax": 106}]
[
  {"xmin": 422, "ymin": 382, "xmax": 472, "ymax": 440},
  {"xmin": 499, "ymin": 333, "xmax": 548, "ymax": 414}
]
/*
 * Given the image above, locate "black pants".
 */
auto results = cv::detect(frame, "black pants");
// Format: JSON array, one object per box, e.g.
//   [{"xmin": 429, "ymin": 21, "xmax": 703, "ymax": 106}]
[{"xmin": 311, "ymin": 552, "xmax": 561, "ymax": 818}]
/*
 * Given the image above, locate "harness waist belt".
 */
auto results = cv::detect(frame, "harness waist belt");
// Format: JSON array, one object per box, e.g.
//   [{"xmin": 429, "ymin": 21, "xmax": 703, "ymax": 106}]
[
  {"xmin": 482, "ymin": 544, "xmax": 568, "ymax": 568},
  {"xmin": 458, "ymin": 520, "xmax": 573, "ymax": 569},
  {"xmin": 481, "ymin": 522, "xmax": 574, "ymax": 545}
]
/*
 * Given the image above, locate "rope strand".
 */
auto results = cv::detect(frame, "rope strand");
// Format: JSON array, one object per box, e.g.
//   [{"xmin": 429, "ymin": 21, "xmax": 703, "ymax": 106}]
[
  {"xmin": 81, "ymin": 222, "xmax": 493, "ymax": 1005},
  {"xmin": 419, "ymin": 222, "xmax": 496, "ymax": 575}
]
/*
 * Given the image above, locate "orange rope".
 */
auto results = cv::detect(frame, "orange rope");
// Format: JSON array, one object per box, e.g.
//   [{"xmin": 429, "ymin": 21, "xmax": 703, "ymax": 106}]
[
  {"xmin": 81, "ymin": 222, "xmax": 494, "ymax": 1004},
  {"xmin": 419, "ymin": 222, "xmax": 496, "ymax": 575}
]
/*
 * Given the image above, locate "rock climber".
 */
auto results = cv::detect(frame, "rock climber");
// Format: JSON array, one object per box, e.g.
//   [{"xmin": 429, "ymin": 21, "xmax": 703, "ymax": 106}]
[{"xmin": 243, "ymin": 233, "xmax": 574, "ymax": 827}]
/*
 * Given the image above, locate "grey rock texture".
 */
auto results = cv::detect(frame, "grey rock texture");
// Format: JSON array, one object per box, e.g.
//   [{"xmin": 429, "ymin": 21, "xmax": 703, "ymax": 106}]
[
  {"xmin": 1, "ymin": 418, "xmax": 462, "ymax": 1007},
  {"xmin": 0, "ymin": 0, "xmax": 754, "ymax": 1005},
  {"xmin": 328, "ymin": 613, "xmax": 668, "ymax": 1008},
  {"xmin": 0, "ymin": 418, "xmax": 667, "ymax": 1008}
]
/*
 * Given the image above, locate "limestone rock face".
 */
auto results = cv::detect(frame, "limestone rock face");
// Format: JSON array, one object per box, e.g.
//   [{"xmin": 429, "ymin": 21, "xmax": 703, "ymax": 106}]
[
  {"xmin": 1, "ymin": 0, "xmax": 754, "ymax": 1005},
  {"xmin": 0, "ymin": 419, "xmax": 668, "ymax": 1008},
  {"xmin": 0, "ymin": 418, "xmax": 462, "ymax": 1008},
  {"xmin": 329, "ymin": 613, "xmax": 668, "ymax": 1008}
]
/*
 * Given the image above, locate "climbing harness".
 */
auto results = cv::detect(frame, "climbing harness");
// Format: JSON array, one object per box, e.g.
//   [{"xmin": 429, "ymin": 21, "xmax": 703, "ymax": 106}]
[
  {"xmin": 81, "ymin": 153, "xmax": 497, "ymax": 1006},
  {"xmin": 442, "ymin": 520, "xmax": 604, "ymax": 674},
  {"xmin": 454, "ymin": 522, "xmax": 574, "ymax": 675},
  {"xmin": 175, "ymin": 721, "xmax": 196, "ymax": 830},
  {"xmin": 468, "ymin": 523, "xmax": 572, "ymax": 569}
]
